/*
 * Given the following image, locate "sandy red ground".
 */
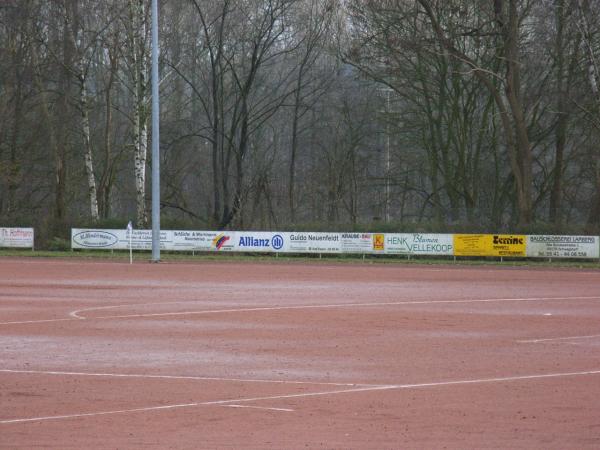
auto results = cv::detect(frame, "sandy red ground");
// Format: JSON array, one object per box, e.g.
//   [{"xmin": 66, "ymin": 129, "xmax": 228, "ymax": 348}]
[{"xmin": 1, "ymin": 257, "xmax": 600, "ymax": 449}]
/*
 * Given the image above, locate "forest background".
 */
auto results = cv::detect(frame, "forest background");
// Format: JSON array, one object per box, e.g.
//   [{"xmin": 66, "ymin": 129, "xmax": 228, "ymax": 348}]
[{"xmin": 1, "ymin": 0, "xmax": 600, "ymax": 249}]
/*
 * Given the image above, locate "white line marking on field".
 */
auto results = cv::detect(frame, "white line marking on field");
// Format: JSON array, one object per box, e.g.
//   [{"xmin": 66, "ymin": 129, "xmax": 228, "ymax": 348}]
[
  {"xmin": 69, "ymin": 300, "xmax": 207, "ymax": 319},
  {"xmin": 518, "ymin": 334, "xmax": 600, "ymax": 343},
  {"xmin": 2, "ymin": 295, "xmax": 599, "ymax": 325},
  {"xmin": 0, "ymin": 318, "xmax": 78, "ymax": 325},
  {"xmin": 89, "ymin": 296, "xmax": 600, "ymax": 321},
  {"xmin": 2, "ymin": 369, "xmax": 600, "ymax": 425},
  {"xmin": 0, "ymin": 403, "xmax": 200, "ymax": 424},
  {"xmin": 0, "ymin": 369, "xmax": 374, "ymax": 387},
  {"xmin": 222, "ymin": 404, "xmax": 294, "ymax": 412},
  {"xmin": 0, "ymin": 385, "xmax": 395, "ymax": 425}
]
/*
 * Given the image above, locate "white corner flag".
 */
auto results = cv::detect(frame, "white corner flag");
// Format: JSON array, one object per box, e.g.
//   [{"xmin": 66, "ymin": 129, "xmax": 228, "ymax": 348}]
[{"xmin": 127, "ymin": 221, "xmax": 133, "ymax": 264}]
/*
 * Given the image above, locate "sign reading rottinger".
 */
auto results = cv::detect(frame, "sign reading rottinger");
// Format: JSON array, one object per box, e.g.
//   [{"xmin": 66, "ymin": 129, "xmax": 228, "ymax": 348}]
[{"xmin": 454, "ymin": 234, "xmax": 526, "ymax": 257}]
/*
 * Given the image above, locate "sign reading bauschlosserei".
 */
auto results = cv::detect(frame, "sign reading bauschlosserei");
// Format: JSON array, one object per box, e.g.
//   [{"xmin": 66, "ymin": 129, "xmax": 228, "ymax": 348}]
[
  {"xmin": 0, "ymin": 227, "xmax": 34, "ymax": 249},
  {"xmin": 527, "ymin": 235, "xmax": 599, "ymax": 259},
  {"xmin": 382, "ymin": 233, "xmax": 453, "ymax": 255}
]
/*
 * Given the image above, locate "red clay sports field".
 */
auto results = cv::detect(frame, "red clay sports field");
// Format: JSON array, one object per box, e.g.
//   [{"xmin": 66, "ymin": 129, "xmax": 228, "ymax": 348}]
[{"xmin": 1, "ymin": 257, "xmax": 600, "ymax": 448}]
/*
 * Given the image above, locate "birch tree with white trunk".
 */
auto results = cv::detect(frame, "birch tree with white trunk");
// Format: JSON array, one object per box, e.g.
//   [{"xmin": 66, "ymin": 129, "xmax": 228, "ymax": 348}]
[{"xmin": 127, "ymin": 0, "xmax": 150, "ymax": 227}]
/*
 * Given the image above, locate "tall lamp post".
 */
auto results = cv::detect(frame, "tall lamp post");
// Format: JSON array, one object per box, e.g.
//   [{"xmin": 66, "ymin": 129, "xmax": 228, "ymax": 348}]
[{"xmin": 151, "ymin": 0, "xmax": 160, "ymax": 262}]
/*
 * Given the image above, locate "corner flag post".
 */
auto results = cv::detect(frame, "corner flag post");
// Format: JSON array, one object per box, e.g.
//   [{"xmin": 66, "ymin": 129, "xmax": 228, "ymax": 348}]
[{"xmin": 127, "ymin": 221, "xmax": 133, "ymax": 264}]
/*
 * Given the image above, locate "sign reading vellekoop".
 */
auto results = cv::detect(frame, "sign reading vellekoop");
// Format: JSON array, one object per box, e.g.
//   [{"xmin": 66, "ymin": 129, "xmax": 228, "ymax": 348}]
[
  {"xmin": 0, "ymin": 227, "xmax": 34, "ymax": 249},
  {"xmin": 527, "ymin": 235, "xmax": 599, "ymax": 259},
  {"xmin": 384, "ymin": 233, "xmax": 453, "ymax": 255}
]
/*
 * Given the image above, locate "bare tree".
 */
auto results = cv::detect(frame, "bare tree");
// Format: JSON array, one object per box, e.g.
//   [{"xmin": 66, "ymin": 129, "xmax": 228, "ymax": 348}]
[
  {"xmin": 125, "ymin": 0, "xmax": 150, "ymax": 227},
  {"xmin": 288, "ymin": 0, "xmax": 336, "ymax": 223},
  {"xmin": 575, "ymin": 0, "xmax": 600, "ymax": 228}
]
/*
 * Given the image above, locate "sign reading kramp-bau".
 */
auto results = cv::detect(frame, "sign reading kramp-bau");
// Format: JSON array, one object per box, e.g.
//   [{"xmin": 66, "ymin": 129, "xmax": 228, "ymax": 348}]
[
  {"xmin": 454, "ymin": 234, "xmax": 526, "ymax": 257},
  {"xmin": 0, "ymin": 227, "xmax": 34, "ymax": 249}
]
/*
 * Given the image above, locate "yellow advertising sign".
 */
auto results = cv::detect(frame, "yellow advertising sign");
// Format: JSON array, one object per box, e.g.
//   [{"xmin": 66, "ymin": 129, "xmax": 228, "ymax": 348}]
[
  {"xmin": 453, "ymin": 234, "xmax": 526, "ymax": 257},
  {"xmin": 373, "ymin": 234, "xmax": 385, "ymax": 251}
]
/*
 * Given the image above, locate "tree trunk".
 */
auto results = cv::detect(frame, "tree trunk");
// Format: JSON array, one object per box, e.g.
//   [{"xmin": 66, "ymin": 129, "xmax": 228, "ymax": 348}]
[
  {"xmin": 417, "ymin": 0, "xmax": 534, "ymax": 227},
  {"xmin": 288, "ymin": 76, "xmax": 303, "ymax": 224},
  {"xmin": 129, "ymin": 0, "xmax": 149, "ymax": 227},
  {"xmin": 79, "ymin": 75, "xmax": 99, "ymax": 222},
  {"xmin": 8, "ymin": 53, "xmax": 23, "ymax": 215},
  {"xmin": 577, "ymin": 0, "xmax": 600, "ymax": 228}
]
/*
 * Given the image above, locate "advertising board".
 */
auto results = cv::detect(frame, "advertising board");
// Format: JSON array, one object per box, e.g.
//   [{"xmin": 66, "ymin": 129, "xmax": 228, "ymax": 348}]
[
  {"xmin": 340, "ymin": 233, "xmax": 373, "ymax": 253},
  {"xmin": 285, "ymin": 232, "xmax": 341, "ymax": 253},
  {"xmin": 527, "ymin": 235, "xmax": 599, "ymax": 259},
  {"xmin": 71, "ymin": 229, "xmax": 221, "ymax": 251},
  {"xmin": 454, "ymin": 234, "xmax": 526, "ymax": 257},
  {"xmin": 228, "ymin": 231, "xmax": 285, "ymax": 253},
  {"xmin": 384, "ymin": 233, "xmax": 453, "ymax": 255},
  {"xmin": 0, "ymin": 227, "xmax": 34, "ymax": 249}
]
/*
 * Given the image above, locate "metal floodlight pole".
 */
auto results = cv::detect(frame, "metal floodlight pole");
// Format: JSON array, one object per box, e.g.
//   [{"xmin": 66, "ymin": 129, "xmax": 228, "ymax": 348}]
[{"xmin": 151, "ymin": 0, "xmax": 160, "ymax": 262}]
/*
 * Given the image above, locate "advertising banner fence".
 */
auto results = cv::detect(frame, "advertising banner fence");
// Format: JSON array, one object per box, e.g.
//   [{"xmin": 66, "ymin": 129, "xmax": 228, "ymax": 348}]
[
  {"xmin": 71, "ymin": 229, "xmax": 599, "ymax": 260},
  {"xmin": 0, "ymin": 227, "xmax": 34, "ymax": 249},
  {"xmin": 71, "ymin": 230, "xmax": 371, "ymax": 254}
]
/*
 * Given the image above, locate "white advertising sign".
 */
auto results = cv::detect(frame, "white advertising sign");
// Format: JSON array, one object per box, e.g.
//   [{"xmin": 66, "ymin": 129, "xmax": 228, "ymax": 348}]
[
  {"xmin": 171, "ymin": 230, "xmax": 222, "ymax": 251},
  {"xmin": 340, "ymin": 233, "xmax": 374, "ymax": 253},
  {"xmin": 285, "ymin": 232, "xmax": 341, "ymax": 253},
  {"xmin": 0, "ymin": 227, "xmax": 34, "ymax": 249},
  {"xmin": 527, "ymin": 235, "xmax": 599, "ymax": 259},
  {"xmin": 71, "ymin": 229, "xmax": 222, "ymax": 251},
  {"xmin": 383, "ymin": 233, "xmax": 453, "ymax": 255},
  {"xmin": 224, "ymin": 231, "xmax": 285, "ymax": 253}
]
